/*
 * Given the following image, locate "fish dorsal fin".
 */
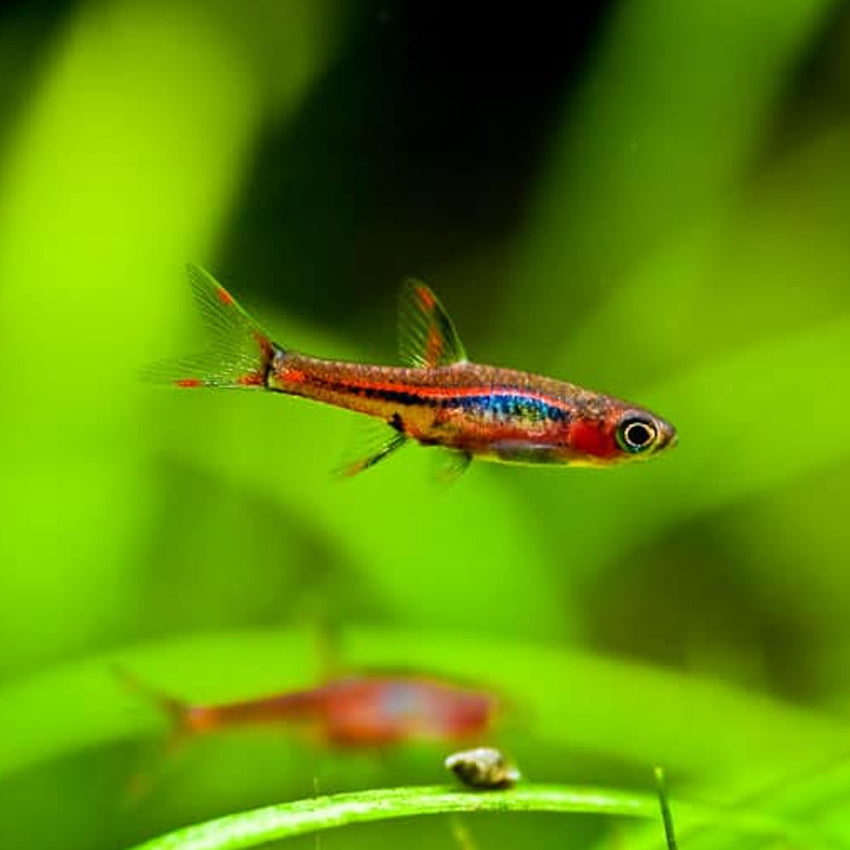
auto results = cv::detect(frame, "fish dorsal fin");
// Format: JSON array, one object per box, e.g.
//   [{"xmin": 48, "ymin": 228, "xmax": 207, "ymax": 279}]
[{"xmin": 398, "ymin": 279, "xmax": 467, "ymax": 368}]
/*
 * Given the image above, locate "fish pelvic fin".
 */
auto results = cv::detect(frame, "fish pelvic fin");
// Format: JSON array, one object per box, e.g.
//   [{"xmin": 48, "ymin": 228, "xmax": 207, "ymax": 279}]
[
  {"xmin": 142, "ymin": 264, "xmax": 278, "ymax": 389},
  {"xmin": 336, "ymin": 425, "xmax": 408, "ymax": 477},
  {"xmin": 437, "ymin": 449, "xmax": 473, "ymax": 483},
  {"xmin": 398, "ymin": 279, "xmax": 467, "ymax": 368},
  {"xmin": 336, "ymin": 415, "xmax": 411, "ymax": 477}
]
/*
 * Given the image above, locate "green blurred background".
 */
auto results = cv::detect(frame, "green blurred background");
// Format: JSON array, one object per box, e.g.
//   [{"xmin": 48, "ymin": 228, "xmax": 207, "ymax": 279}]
[{"xmin": 2, "ymin": 1, "xmax": 850, "ymax": 848}]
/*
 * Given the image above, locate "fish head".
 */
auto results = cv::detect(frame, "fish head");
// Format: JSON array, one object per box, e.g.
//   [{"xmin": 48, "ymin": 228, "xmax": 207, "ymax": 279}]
[{"xmin": 566, "ymin": 402, "xmax": 677, "ymax": 465}]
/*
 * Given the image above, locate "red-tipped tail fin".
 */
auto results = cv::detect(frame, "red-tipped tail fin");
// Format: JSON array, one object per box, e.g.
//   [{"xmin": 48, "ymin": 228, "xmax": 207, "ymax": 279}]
[
  {"xmin": 114, "ymin": 667, "xmax": 207, "ymax": 803},
  {"xmin": 142, "ymin": 264, "xmax": 278, "ymax": 389},
  {"xmin": 113, "ymin": 666, "xmax": 196, "ymax": 739}
]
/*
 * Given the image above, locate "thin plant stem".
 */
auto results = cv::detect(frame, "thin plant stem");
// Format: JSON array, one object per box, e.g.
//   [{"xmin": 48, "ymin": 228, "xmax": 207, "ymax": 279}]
[{"xmin": 654, "ymin": 767, "xmax": 678, "ymax": 850}]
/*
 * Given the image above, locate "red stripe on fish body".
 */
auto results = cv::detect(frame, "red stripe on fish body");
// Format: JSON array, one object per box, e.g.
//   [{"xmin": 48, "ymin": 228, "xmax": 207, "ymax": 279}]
[
  {"xmin": 270, "ymin": 355, "xmax": 425, "ymax": 424},
  {"xmin": 173, "ymin": 675, "xmax": 496, "ymax": 746},
  {"xmin": 270, "ymin": 356, "xmax": 579, "ymax": 416},
  {"xmin": 183, "ymin": 688, "xmax": 327, "ymax": 733},
  {"xmin": 268, "ymin": 354, "xmax": 635, "ymax": 463}
]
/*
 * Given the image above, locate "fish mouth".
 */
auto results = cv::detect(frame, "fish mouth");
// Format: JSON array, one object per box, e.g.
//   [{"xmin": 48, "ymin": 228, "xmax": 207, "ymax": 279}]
[{"xmin": 657, "ymin": 425, "xmax": 678, "ymax": 451}]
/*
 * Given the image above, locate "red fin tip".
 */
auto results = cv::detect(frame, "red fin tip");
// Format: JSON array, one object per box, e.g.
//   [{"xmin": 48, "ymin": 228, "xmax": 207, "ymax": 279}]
[{"xmin": 416, "ymin": 286, "xmax": 435, "ymax": 310}]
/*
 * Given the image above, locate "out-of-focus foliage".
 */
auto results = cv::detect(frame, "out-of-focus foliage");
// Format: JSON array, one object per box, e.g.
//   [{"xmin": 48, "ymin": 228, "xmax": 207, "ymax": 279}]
[{"xmin": 1, "ymin": 1, "xmax": 850, "ymax": 849}]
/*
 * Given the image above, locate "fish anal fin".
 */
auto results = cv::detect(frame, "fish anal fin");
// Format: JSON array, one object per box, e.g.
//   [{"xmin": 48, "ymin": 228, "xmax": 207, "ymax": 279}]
[
  {"xmin": 398, "ymin": 279, "xmax": 468, "ymax": 368},
  {"xmin": 336, "ymin": 421, "xmax": 408, "ymax": 477}
]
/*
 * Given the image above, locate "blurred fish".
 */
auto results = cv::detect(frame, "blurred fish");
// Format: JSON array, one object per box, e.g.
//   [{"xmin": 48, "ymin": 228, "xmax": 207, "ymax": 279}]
[
  {"xmin": 118, "ymin": 669, "xmax": 498, "ymax": 747},
  {"xmin": 147, "ymin": 265, "xmax": 676, "ymax": 475}
]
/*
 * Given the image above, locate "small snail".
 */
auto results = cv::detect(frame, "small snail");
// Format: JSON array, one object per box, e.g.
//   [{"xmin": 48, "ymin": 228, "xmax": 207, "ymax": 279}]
[{"xmin": 444, "ymin": 747, "xmax": 520, "ymax": 790}]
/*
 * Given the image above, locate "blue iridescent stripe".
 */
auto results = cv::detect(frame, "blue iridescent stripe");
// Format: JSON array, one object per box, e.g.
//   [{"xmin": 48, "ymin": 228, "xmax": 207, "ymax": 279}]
[{"xmin": 451, "ymin": 394, "xmax": 569, "ymax": 423}]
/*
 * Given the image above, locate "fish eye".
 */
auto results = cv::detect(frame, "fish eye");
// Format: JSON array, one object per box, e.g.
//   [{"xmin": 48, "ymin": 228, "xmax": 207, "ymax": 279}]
[{"xmin": 616, "ymin": 415, "xmax": 657, "ymax": 453}]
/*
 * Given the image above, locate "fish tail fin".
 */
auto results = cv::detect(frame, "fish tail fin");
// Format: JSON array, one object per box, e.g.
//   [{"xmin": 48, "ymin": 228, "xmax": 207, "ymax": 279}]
[
  {"xmin": 142, "ymin": 264, "xmax": 279, "ymax": 389},
  {"xmin": 114, "ymin": 666, "xmax": 208, "ymax": 804},
  {"xmin": 113, "ymin": 666, "xmax": 197, "ymax": 739}
]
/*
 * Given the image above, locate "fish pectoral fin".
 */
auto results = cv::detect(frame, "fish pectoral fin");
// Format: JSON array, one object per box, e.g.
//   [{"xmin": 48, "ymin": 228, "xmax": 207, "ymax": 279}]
[
  {"xmin": 398, "ymin": 279, "xmax": 468, "ymax": 368},
  {"xmin": 489, "ymin": 441, "xmax": 559, "ymax": 465},
  {"xmin": 336, "ymin": 421, "xmax": 409, "ymax": 477}
]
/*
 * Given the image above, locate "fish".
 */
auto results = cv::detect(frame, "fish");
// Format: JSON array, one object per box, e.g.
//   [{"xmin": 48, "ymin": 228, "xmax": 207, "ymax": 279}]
[
  {"xmin": 147, "ymin": 264, "xmax": 677, "ymax": 475},
  {"xmin": 118, "ymin": 669, "xmax": 498, "ymax": 747}
]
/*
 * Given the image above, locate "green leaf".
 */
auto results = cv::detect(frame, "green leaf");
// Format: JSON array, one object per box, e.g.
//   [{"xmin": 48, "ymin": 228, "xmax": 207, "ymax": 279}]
[{"xmin": 122, "ymin": 783, "xmax": 833, "ymax": 850}]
